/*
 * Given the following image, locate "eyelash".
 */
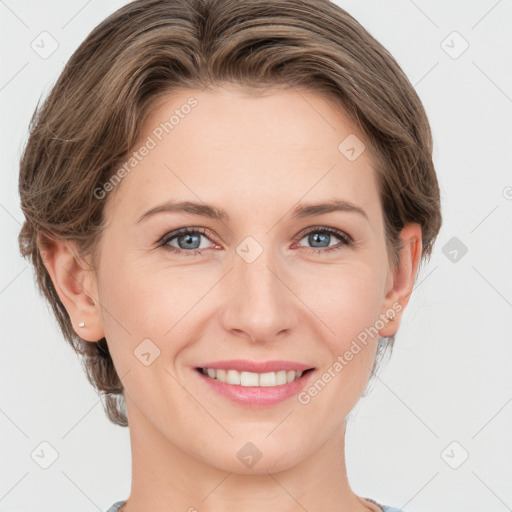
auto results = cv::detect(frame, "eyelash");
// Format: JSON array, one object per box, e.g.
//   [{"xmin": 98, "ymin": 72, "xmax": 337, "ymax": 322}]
[{"xmin": 157, "ymin": 226, "xmax": 354, "ymax": 257}]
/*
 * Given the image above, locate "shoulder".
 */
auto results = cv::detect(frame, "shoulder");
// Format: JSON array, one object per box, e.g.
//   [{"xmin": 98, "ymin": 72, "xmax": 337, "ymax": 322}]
[
  {"xmin": 365, "ymin": 497, "xmax": 407, "ymax": 512},
  {"xmin": 105, "ymin": 501, "xmax": 126, "ymax": 512}
]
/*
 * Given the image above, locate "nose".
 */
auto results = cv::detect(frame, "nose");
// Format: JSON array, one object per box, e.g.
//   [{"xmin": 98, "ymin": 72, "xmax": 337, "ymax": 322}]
[{"xmin": 220, "ymin": 241, "xmax": 298, "ymax": 343}]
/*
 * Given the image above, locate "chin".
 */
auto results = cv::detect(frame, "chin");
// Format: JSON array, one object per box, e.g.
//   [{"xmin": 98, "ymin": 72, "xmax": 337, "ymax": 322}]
[{"xmin": 207, "ymin": 440, "xmax": 304, "ymax": 475}]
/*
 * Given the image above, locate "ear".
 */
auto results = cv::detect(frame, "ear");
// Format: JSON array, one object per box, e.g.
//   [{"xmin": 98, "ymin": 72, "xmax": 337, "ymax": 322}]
[
  {"xmin": 378, "ymin": 223, "xmax": 423, "ymax": 338},
  {"xmin": 38, "ymin": 233, "xmax": 105, "ymax": 342}
]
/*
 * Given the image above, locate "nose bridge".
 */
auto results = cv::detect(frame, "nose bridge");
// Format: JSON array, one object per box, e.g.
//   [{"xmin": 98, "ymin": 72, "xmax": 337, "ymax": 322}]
[{"xmin": 222, "ymin": 234, "xmax": 295, "ymax": 340}]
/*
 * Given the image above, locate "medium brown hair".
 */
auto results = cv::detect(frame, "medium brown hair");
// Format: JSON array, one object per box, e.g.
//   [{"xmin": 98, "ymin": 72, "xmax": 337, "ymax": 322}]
[{"xmin": 18, "ymin": 0, "xmax": 442, "ymax": 427}]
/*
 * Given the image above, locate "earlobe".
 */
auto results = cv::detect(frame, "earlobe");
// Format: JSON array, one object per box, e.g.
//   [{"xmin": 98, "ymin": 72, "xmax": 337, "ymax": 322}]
[
  {"xmin": 378, "ymin": 223, "xmax": 423, "ymax": 338},
  {"xmin": 38, "ymin": 233, "xmax": 105, "ymax": 342}
]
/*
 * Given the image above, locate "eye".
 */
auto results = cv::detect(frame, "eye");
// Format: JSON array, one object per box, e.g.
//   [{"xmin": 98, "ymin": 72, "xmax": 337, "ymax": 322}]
[
  {"xmin": 158, "ymin": 226, "xmax": 353, "ymax": 257},
  {"xmin": 159, "ymin": 227, "xmax": 216, "ymax": 256},
  {"xmin": 294, "ymin": 226, "xmax": 353, "ymax": 254}
]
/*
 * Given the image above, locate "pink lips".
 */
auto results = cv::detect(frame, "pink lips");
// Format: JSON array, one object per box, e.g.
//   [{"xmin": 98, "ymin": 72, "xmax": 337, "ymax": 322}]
[{"xmin": 194, "ymin": 359, "xmax": 315, "ymax": 407}]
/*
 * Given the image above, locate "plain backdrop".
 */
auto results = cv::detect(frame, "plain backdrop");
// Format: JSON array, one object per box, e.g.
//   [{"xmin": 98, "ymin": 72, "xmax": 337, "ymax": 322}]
[{"xmin": 1, "ymin": 1, "xmax": 511, "ymax": 511}]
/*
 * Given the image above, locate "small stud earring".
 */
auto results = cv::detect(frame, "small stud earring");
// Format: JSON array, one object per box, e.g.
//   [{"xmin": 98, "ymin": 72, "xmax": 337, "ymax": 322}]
[
  {"xmin": 78, "ymin": 322, "xmax": 85, "ymax": 328},
  {"xmin": 387, "ymin": 312, "xmax": 395, "ymax": 321}
]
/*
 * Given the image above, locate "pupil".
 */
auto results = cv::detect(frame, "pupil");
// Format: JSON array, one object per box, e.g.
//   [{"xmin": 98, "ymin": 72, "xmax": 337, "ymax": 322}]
[
  {"xmin": 180, "ymin": 233, "xmax": 200, "ymax": 249},
  {"xmin": 310, "ymin": 232, "xmax": 329, "ymax": 248}
]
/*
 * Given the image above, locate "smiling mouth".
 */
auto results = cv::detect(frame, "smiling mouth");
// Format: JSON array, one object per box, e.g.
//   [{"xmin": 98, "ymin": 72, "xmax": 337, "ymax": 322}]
[{"xmin": 195, "ymin": 367, "xmax": 315, "ymax": 387}]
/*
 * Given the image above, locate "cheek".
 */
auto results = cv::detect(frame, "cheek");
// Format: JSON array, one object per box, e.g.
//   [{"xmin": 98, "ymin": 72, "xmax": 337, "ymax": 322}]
[
  {"xmin": 293, "ymin": 261, "xmax": 385, "ymax": 408},
  {"xmin": 95, "ymin": 251, "xmax": 214, "ymax": 363},
  {"xmin": 299, "ymin": 260, "xmax": 387, "ymax": 346},
  {"xmin": 295, "ymin": 272, "xmax": 383, "ymax": 423}
]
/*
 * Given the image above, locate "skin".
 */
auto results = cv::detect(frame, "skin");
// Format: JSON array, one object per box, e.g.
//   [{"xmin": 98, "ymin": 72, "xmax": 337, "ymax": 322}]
[{"xmin": 41, "ymin": 85, "xmax": 422, "ymax": 512}]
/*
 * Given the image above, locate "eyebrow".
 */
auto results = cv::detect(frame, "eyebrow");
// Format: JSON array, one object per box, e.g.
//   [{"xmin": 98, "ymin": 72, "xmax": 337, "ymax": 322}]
[{"xmin": 136, "ymin": 199, "xmax": 369, "ymax": 224}]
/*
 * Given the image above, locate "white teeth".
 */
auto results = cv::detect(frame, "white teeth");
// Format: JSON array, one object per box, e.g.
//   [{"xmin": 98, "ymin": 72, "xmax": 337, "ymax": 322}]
[
  {"xmin": 276, "ymin": 370, "xmax": 287, "ymax": 385},
  {"xmin": 226, "ymin": 369, "xmax": 240, "ymax": 385},
  {"xmin": 201, "ymin": 368, "xmax": 306, "ymax": 386},
  {"xmin": 259, "ymin": 371, "xmax": 276, "ymax": 387},
  {"xmin": 240, "ymin": 371, "xmax": 258, "ymax": 386}
]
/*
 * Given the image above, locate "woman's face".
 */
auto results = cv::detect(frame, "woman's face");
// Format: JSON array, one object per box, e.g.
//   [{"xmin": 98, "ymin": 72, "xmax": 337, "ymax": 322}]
[{"xmin": 92, "ymin": 85, "xmax": 414, "ymax": 473}]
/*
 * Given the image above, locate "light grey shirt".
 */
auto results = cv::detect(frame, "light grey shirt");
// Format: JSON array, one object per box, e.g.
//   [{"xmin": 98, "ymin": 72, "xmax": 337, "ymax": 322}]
[{"xmin": 105, "ymin": 498, "xmax": 407, "ymax": 511}]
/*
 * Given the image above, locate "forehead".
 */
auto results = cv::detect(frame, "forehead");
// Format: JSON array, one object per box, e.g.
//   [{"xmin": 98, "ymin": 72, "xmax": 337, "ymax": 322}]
[{"xmin": 104, "ymin": 86, "xmax": 382, "ymax": 226}]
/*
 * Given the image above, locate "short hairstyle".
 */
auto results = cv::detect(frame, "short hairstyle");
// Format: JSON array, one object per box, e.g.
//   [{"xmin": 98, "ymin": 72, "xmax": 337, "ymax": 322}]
[{"xmin": 18, "ymin": 0, "xmax": 442, "ymax": 427}]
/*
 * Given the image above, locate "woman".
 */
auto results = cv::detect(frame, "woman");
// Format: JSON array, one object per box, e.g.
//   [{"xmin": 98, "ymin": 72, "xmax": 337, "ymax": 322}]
[{"xmin": 18, "ymin": 0, "xmax": 442, "ymax": 510}]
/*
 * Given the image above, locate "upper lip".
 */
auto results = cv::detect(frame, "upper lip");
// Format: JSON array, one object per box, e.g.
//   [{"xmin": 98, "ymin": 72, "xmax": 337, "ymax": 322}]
[{"xmin": 196, "ymin": 359, "xmax": 315, "ymax": 373}]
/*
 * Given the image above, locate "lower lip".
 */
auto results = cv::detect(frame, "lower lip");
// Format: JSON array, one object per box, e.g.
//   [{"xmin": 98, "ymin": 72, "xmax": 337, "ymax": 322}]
[{"xmin": 194, "ymin": 368, "xmax": 315, "ymax": 407}]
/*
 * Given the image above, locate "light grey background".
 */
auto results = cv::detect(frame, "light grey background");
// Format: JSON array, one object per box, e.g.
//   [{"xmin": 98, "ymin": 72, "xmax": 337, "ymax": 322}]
[{"xmin": 1, "ymin": 1, "xmax": 511, "ymax": 511}]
